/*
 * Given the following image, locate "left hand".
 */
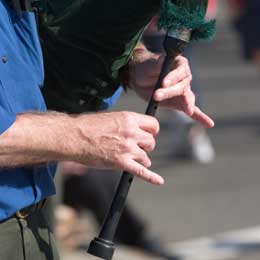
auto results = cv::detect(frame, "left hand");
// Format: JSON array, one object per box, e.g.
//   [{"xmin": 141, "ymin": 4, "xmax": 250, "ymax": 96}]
[{"xmin": 128, "ymin": 48, "xmax": 214, "ymax": 128}]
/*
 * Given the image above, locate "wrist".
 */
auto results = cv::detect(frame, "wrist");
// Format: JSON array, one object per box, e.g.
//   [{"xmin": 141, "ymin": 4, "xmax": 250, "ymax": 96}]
[
  {"xmin": 65, "ymin": 113, "xmax": 95, "ymax": 164},
  {"xmin": 21, "ymin": 112, "xmax": 75, "ymax": 160}
]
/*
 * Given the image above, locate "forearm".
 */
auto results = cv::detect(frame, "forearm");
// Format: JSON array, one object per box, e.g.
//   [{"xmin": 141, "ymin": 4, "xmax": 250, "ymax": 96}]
[
  {"xmin": 0, "ymin": 111, "xmax": 79, "ymax": 167},
  {"xmin": 0, "ymin": 108, "xmax": 165, "ymax": 184}
]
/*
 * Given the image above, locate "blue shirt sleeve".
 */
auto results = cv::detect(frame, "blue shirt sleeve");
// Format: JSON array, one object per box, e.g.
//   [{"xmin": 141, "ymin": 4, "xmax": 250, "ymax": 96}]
[
  {"xmin": 101, "ymin": 87, "xmax": 123, "ymax": 110},
  {"xmin": 0, "ymin": 106, "xmax": 16, "ymax": 135}
]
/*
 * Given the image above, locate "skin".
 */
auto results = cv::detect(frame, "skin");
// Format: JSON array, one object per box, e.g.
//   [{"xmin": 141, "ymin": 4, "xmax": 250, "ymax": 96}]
[
  {"xmin": 0, "ymin": 44, "xmax": 214, "ymax": 186},
  {"xmin": 129, "ymin": 45, "xmax": 214, "ymax": 128},
  {"xmin": 0, "ymin": 111, "xmax": 163, "ymax": 185}
]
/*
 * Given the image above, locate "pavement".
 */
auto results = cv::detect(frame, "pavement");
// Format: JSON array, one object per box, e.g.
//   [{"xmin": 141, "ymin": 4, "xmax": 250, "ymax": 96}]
[{"xmin": 61, "ymin": 3, "xmax": 260, "ymax": 260}]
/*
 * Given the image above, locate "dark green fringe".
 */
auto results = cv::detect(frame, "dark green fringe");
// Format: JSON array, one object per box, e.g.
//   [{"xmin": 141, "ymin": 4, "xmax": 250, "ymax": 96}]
[{"xmin": 157, "ymin": 0, "xmax": 216, "ymax": 41}]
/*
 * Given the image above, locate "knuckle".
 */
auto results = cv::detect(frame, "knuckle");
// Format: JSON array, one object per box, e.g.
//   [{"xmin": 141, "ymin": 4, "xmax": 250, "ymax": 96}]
[
  {"xmin": 122, "ymin": 111, "xmax": 132, "ymax": 123},
  {"xmin": 137, "ymin": 166, "xmax": 147, "ymax": 179},
  {"xmin": 184, "ymin": 65, "xmax": 192, "ymax": 78},
  {"xmin": 184, "ymin": 78, "xmax": 191, "ymax": 88},
  {"xmin": 113, "ymin": 154, "xmax": 128, "ymax": 170},
  {"xmin": 127, "ymin": 139, "xmax": 136, "ymax": 151},
  {"xmin": 152, "ymin": 118, "xmax": 160, "ymax": 135},
  {"xmin": 187, "ymin": 89, "xmax": 195, "ymax": 98},
  {"xmin": 119, "ymin": 139, "xmax": 132, "ymax": 153},
  {"xmin": 120, "ymin": 113, "xmax": 137, "ymax": 136},
  {"xmin": 121, "ymin": 111, "xmax": 135, "ymax": 123},
  {"xmin": 147, "ymin": 142, "xmax": 155, "ymax": 153},
  {"xmin": 156, "ymin": 120, "xmax": 160, "ymax": 135},
  {"xmin": 183, "ymin": 58, "xmax": 191, "ymax": 73},
  {"xmin": 125, "ymin": 128, "xmax": 135, "ymax": 138},
  {"xmin": 181, "ymin": 55, "xmax": 187, "ymax": 60},
  {"xmin": 139, "ymin": 151, "xmax": 151, "ymax": 168},
  {"xmin": 186, "ymin": 68, "xmax": 192, "ymax": 80},
  {"xmin": 145, "ymin": 159, "xmax": 152, "ymax": 168},
  {"xmin": 183, "ymin": 56, "xmax": 189, "ymax": 65},
  {"xmin": 185, "ymin": 86, "xmax": 192, "ymax": 93},
  {"xmin": 186, "ymin": 104, "xmax": 195, "ymax": 115},
  {"xmin": 150, "ymin": 138, "xmax": 156, "ymax": 151}
]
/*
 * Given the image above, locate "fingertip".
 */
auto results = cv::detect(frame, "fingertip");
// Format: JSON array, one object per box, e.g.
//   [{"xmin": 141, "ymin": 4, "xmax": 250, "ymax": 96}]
[
  {"xmin": 202, "ymin": 118, "xmax": 215, "ymax": 129},
  {"xmin": 147, "ymin": 169, "xmax": 165, "ymax": 185},
  {"xmin": 202, "ymin": 115, "xmax": 215, "ymax": 129},
  {"xmin": 193, "ymin": 107, "xmax": 215, "ymax": 129},
  {"xmin": 158, "ymin": 176, "xmax": 165, "ymax": 185},
  {"xmin": 208, "ymin": 119, "xmax": 215, "ymax": 128},
  {"xmin": 153, "ymin": 174, "xmax": 165, "ymax": 185},
  {"xmin": 130, "ymin": 161, "xmax": 164, "ymax": 186},
  {"xmin": 154, "ymin": 90, "xmax": 164, "ymax": 101}
]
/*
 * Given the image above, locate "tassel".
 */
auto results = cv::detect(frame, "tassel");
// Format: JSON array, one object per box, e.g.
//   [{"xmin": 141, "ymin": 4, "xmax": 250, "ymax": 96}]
[{"xmin": 157, "ymin": 0, "xmax": 216, "ymax": 41}]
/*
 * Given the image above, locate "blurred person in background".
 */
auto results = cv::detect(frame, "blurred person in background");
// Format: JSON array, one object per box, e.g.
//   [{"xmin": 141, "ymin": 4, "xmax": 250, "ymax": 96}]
[{"xmin": 229, "ymin": 0, "xmax": 260, "ymax": 66}]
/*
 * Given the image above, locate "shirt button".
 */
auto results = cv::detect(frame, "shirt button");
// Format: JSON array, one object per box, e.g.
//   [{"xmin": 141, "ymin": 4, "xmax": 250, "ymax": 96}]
[{"xmin": 2, "ymin": 56, "xmax": 7, "ymax": 64}]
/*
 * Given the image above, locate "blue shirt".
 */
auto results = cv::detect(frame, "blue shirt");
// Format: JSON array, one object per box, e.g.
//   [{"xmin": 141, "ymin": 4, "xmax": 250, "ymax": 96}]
[
  {"xmin": 0, "ymin": 0, "xmax": 122, "ymax": 221},
  {"xmin": 102, "ymin": 87, "xmax": 123, "ymax": 110},
  {"xmin": 0, "ymin": 0, "xmax": 56, "ymax": 221}
]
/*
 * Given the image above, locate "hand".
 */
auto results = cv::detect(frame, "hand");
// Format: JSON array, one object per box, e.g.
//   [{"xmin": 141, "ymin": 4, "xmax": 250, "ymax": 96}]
[
  {"xmin": 0, "ymin": 111, "xmax": 162, "ymax": 185},
  {"xmin": 73, "ymin": 112, "xmax": 164, "ymax": 185},
  {"xmin": 128, "ymin": 48, "xmax": 214, "ymax": 128}
]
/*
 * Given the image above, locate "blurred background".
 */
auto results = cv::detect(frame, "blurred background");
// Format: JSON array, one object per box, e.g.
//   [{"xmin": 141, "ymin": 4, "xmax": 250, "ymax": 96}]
[{"xmin": 54, "ymin": 1, "xmax": 260, "ymax": 259}]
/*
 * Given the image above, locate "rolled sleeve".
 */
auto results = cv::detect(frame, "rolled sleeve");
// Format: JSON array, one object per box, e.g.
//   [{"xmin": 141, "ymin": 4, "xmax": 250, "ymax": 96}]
[{"xmin": 0, "ymin": 106, "xmax": 16, "ymax": 135}]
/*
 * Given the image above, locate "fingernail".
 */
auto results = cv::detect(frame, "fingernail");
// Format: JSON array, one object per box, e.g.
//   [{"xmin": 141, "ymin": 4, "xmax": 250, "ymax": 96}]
[
  {"xmin": 156, "ymin": 91, "xmax": 164, "ymax": 100},
  {"xmin": 156, "ymin": 176, "xmax": 164, "ymax": 185},
  {"xmin": 205, "ymin": 120, "xmax": 215, "ymax": 129},
  {"xmin": 210, "ymin": 120, "xmax": 215, "ymax": 128}
]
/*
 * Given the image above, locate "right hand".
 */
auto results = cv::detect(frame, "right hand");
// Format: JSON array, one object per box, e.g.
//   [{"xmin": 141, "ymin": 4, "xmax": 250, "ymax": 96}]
[{"xmin": 71, "ymin": 111, "xmax": 164, "ymax": 185}]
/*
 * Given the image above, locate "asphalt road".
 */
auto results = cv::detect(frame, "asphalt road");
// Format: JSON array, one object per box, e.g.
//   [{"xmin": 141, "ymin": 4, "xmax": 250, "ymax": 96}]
[{"xmin": 62, "ymin": 4, "xmax": 260, "ymax": 260}]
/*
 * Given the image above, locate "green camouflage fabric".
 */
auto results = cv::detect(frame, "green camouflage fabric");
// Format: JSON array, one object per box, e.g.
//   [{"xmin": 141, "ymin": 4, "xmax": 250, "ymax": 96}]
[{"xmin": 40, "ymin": 0, "xmax": 161, "ymax": 112}]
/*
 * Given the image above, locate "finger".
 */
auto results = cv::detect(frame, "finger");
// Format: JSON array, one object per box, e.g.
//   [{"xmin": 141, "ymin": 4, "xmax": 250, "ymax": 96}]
[
  {"xmin": 135, "ymin": 114, "xmax": 160, "ymax": 137},
  {"xmin": 154, "ymin": 77, "xmax": 191, "ymax": 102},
  {"xmin": 133, "ymin": 148, "xmax": 152, "ymax": 168},
  {"xmin": 125, "ymin": 160, "xmax": 164, "ymax": 185},
  {"xmin": 182, "ymin": 89, "xmax": 196, "ymax": 116},
  {"xmin": 137, "ymin": 133, "xmax": 156, "ymax": 153},
  {"xmin": 191, "ymin": 107, "xmax": 215, "ymax": 128},
  {"xmin": 163, "ymin": 56, "xmax": 191, "ymax": 87}
]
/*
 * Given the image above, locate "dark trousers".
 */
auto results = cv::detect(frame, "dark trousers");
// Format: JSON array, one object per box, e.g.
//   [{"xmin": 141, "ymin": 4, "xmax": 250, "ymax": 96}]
[
  {"xmin": 0, "ymin": 210, "xmax": 60, "ymax": 260},
  {"xmin": 63, "ymin": 169, "xmax": 147, "ymax": 246}
]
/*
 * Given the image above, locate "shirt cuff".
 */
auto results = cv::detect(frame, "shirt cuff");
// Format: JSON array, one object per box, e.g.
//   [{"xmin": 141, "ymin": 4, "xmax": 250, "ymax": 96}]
[{"xmin": 0, "ymin": 107, "xmax": 16, "ymax": 135}]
